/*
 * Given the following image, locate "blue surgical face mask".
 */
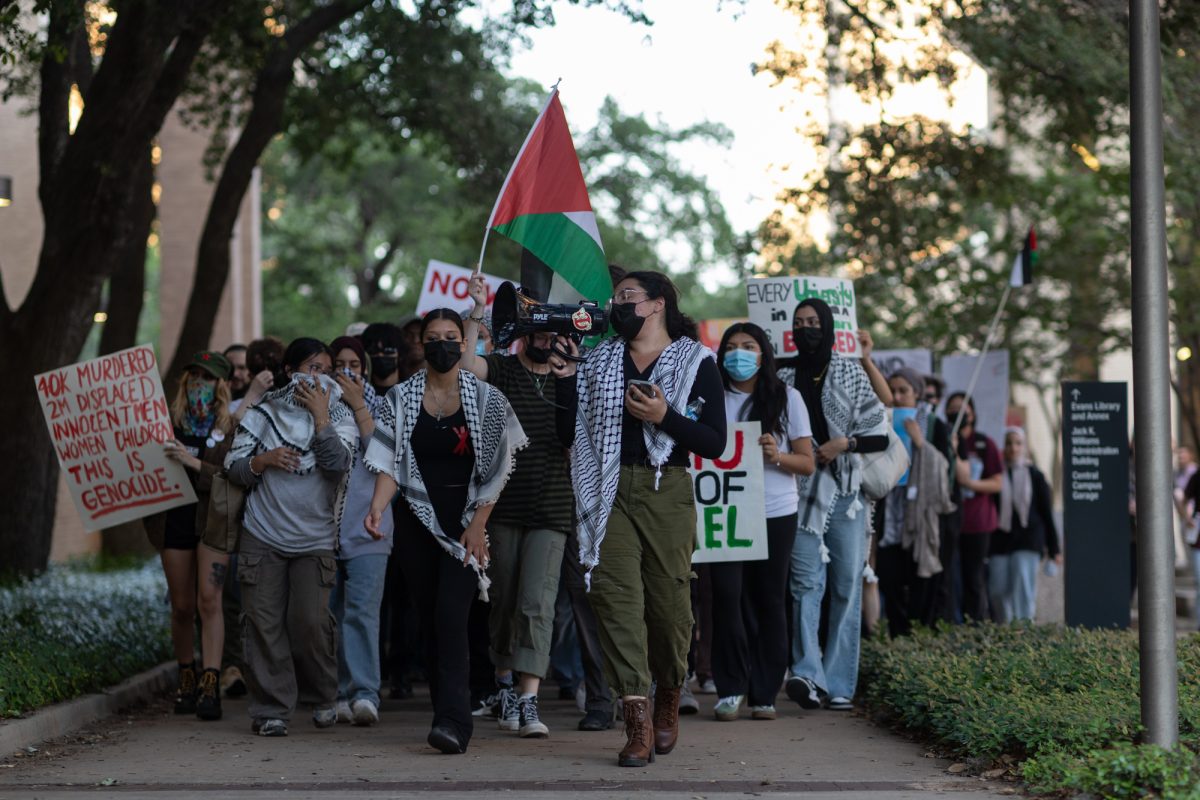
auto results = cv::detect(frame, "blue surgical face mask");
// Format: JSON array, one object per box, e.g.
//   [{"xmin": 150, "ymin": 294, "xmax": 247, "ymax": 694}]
[
  {"xmin": 475, "ymin": 341, "xmax": 488, "ymax": 356},
  {"xmin": 723, "ymin": 349, "xmax": 760, "ymax": 382}
]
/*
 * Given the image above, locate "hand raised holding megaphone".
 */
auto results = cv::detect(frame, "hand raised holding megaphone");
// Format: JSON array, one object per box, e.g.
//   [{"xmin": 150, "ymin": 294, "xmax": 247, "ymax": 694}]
[{"xmin": 491, "ymin": 281, "xmax": 608, "ymax": 361}]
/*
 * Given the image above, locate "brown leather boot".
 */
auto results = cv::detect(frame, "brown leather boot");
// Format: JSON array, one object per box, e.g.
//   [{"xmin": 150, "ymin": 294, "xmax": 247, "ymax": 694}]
[
  {"xmin": 653, "ymin": 685, "xmax": 680, "ymax": 755},
  {"xmin": 617, "ymin": 697, "xmax": 654, "ymax": 767}
]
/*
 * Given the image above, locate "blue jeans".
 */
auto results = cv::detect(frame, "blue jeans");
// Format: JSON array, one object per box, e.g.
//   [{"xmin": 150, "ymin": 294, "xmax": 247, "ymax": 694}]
[
  {"xmin": 789, "ymin": 492, "xmax": 866, "ymax": 699},
  {"xmin": 987, "ymin": 550, "xmax": 1040, "ymax": 623},
  {"xmin": 330, "ymin": 554, "xmax": 389, "ymax": 706}
]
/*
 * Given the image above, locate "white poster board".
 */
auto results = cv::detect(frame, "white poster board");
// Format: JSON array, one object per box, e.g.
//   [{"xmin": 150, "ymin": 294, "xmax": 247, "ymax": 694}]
[
  {"xmin": 746, "ymin": 276, "xmax": 860, "ymax": 359},
  {"xmin": 34, "ymin": 344, "xmax": 197, "ymax": 529},
  {"xmin": 415, "ymin": 260, "xmax": 506, "ymax": 316},
  {"xmin": 941, "ymin": 350, "xmax": 1010, "ymax": 442},
  {"xmin": 690, "ymin": 422, "xmax": 768, "ymax": 563},
  {"xmin": 872, "ymin": 348, "xmax": 933, "ymax": 378}
]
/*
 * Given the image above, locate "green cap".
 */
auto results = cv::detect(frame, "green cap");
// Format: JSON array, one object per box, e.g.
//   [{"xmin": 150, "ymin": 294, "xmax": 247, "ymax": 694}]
[{"xmin": 188, "ymin": 351, "xmax": 232, "ymax": 380}]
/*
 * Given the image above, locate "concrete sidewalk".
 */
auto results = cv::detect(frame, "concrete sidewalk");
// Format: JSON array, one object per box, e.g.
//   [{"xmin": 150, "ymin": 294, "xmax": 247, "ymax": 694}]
[{"xmin": 0, "ymin": 687, "xmax": 1013, "ymax": 799}]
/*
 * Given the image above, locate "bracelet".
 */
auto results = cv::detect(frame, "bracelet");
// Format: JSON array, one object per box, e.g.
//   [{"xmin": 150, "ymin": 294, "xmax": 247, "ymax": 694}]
[
  {"xmin": 353, "ymin": 405, "xmax": 367, "ymax": 413},
  {"xmin": 469, "ymin": 315, "xmax": 485, "ymax": 323},
  {"xmin": 249, "ymin": 459, "xmax": 263, "ymax": 478}
]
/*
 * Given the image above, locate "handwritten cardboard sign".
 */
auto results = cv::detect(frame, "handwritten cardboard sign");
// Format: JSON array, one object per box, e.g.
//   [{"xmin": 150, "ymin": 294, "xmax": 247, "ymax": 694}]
[
  {"xmin": 690, "ymin": 422, "xmax": 768, "ymax": 564},
  {"xmin": 415, "ymin": 259, "xmax": 505, "ymax": 317},
  {"xmin": 746, "ymin": 276, "xmax": 859, "ymax": 359},
  {"xmin": 34, "ymin": 344, "xmax": 197, "ymax": 529}
]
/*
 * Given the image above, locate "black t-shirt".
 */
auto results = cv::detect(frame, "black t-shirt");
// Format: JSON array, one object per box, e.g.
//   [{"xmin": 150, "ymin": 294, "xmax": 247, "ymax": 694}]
[
  {"xmin": 482, "ymin": 354, "xmax": 573, "ymax": 531},
  {"xmin": 163, "ymin": 427, "xmax": 207, "ymax": 542},
  {"xmin": 619, "ymin": 351, "xmax": 726, "ymax": 466},
  {"xmin": 406, "ymin": 407, "xmax": 473, "ymax": 537}
]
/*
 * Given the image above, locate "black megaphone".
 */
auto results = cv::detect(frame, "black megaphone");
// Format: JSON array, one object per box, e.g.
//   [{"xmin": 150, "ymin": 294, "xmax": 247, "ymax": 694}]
[{"xmin": 490, "ymin": 281, "xmax": 608, "ymax": 361}]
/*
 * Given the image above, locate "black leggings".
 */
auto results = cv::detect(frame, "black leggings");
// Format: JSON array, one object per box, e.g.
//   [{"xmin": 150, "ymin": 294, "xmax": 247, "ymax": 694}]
[
  {"xmin": 709, "ymin": 513, "xmax": 797, "ymax": 706},
  {"xmin": 395, "ymin": 509, "xmax": 477, "ymax": 747},
  {"xmin": 958, "ymin": 531, "xmax": 992, "ymax": 623}
]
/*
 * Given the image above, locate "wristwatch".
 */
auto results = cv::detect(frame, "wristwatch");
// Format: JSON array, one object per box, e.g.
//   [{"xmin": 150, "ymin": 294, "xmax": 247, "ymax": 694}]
[{"xmin": 847, "ymin": 436, "xmax": 857, "ymax": 452}]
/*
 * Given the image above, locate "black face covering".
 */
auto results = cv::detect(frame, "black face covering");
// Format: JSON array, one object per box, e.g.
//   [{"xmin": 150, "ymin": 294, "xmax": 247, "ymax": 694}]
[
  {"xmin": 524, "ymin": 341, "xmax": 552, "ymax": 364},
  {"xmin": 796, "ymin": 327, "xmax": 824, "ymax": 354},
  {"xmin": 610, "ymin": 302, "xmax": 646, "ymax": 340},
  {"xmin": 423, "ymin": 340, "xmax": 461, "ymax": 374},
  {"xmin": 370, "ymin": 354, "xmax": 398, "ymax": 379}
]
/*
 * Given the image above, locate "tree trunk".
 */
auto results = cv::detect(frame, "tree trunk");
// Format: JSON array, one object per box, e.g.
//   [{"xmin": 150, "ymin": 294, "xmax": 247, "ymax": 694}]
[
  {"xmin": 0, "ymin": 1, "xmax": 224, "ymax": 576},
  {"xmin": 98, "ymin": 150, "xmax": 154, "ymax": 357},
  {"xmin": 165, "ymin": 0, "xmax": 370, "ymax": 388}
]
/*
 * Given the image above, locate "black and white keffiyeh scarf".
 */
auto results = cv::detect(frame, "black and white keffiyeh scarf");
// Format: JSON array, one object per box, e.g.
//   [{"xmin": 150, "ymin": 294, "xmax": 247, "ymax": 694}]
[
  {"xmin": 364, "ymin": 369, "xmax": 528, "ymax": 599},
  {"xmin": 572, "ymin": 336, "xmax": 714, "ymax": 580},
  {"xmin": 779, "ymin": 357, "xmax": 887, "ymax": 560},
  {"xmin": 226, "ymin": 373, "xmax": 359, "ymax": 530}
]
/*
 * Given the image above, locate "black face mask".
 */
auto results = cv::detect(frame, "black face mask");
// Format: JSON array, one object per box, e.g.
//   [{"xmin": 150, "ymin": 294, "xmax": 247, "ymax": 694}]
[
  {"xmin": 369, "ymin": 354, "xmax": 397, "ymax": 379},
  {"xmin": 795, "ymin": 327, "xmax": 824, "ymax": 354},
  {"xmin": 525, "ymin": 343, "xmax": 552, "ymax": 364},
  {"xmin": 610, "ymin": 302, "xmax": 646, "ymax": 340},
  {"xmin": 424, "ymin": 340, "xmax": 461, "ymax": 374}
]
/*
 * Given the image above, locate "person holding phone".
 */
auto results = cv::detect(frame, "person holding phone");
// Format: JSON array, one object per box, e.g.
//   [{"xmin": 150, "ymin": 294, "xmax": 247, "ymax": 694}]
[{"xmin": 552, "ymin": 270, "xmax": 726, "ymax": 768}]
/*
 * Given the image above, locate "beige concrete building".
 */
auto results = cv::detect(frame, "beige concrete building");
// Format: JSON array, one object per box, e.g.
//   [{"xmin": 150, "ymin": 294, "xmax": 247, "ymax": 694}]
[{"xmin": 0, "ymin": 100, "xmax": 261, "ymax": 561}]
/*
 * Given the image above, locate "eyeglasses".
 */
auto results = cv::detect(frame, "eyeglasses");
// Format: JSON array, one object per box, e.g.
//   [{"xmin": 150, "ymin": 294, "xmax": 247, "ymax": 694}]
[{"xmin": 614, "ymin": 288, "xmax": 649, "ymax": 303}]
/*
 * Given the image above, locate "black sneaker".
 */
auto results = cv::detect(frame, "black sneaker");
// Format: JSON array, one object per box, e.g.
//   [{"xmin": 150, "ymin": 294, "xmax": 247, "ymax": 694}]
[
  {"xmin": 174, "ymin": 663, "xmax": 198, "ymax": 715},
  {"xmin": 577, "ymin": 709, "xmax": 613, "ymax": 731},
  {"xmin": 196, "ymin": 668, "xmax": 222, "ymax": 720},
  {"xmin": 518, "ymin": 695, "xmax": 549, "ymax": 738},
  {"xmin": 785, "ymin": 675, "xmax": 826, "ymax": 710}
]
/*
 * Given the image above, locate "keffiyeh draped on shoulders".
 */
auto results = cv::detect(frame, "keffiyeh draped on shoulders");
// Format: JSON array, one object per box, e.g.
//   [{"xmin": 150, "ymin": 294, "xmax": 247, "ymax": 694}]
[
  {"xmin": 364, "ymin": 369, "xmax": 528, "ymax": 598},
  {"xmin": 779, "ymin": 357, "xmax": 887, "ymax": 556},
  {"xmin": 571, "ymin": 336, "xmax": 714, "ymax": 578}
]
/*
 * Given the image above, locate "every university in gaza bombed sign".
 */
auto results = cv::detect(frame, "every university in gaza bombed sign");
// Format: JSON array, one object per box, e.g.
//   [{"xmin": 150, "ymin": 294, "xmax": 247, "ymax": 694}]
[
  {"xmin": 34, "ymin": 344, "xmax": 197, "ymax": 529},
  {"xmin": 690, "ymin": 422, "xmax": 768, "ymax": 564},
  {"xmin": 746, "ymin": 276, "xmax": 860, "ymax": 359}
]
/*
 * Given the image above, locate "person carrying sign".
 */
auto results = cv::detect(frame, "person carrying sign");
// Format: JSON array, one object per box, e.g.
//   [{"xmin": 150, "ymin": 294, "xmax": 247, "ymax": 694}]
[
  {"xmin": 151, "ymin": 351, "xmax": 236, "ymax": 719},
  {"xmin": 551, "ymin": 270, "xmax": 727, "ymax": 768},
  {"xmin": 778, "ymin": 298, "xmax": 888, "ymax": 713},
  {"xmin": 711, "ymin": 323, "xmax": 814, "ymax": 722}
]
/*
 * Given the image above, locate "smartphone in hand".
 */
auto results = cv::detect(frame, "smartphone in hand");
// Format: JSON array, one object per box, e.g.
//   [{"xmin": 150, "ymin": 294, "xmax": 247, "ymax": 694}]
[{"xmin": 628, "ymin": 380, "xmax": 656, "ymax": 399}]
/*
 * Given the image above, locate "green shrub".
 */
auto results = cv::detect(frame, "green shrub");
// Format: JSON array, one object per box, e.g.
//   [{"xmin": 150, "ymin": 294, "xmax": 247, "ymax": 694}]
[
  {"xmin": 0, "ymin": 561, "xmax": 171, "ymax": 718},
  {"xmin": 860, "ymin": 623, "xmax": 1200, "ymax": 798},
  {"xmin": 1023, "ymin": 743, "xmax": 1200, "ymax": 799}
]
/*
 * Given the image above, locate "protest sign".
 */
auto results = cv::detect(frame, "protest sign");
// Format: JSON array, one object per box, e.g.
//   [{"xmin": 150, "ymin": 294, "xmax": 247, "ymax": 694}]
[
  {"xmin": 746, "ymin": 276, "xmax": 859, "ymax": 359},
  {"xmin": 34, "ymin": 344, "xmax": 197, "ymax": 529},
  {"xmin": 941, "ymin": 350, "xmax": 1010, "ymax": 441},
  {"xmin": 690, "ymin": 422, "xmax": 768, "ymax": 564},
  {"xmin": 872, "ymin": 348, "xmax": 933, "ymax": 378},
  {"xmin": 416, "ymin": 260, "xmax": 505, "ymax": 317}
]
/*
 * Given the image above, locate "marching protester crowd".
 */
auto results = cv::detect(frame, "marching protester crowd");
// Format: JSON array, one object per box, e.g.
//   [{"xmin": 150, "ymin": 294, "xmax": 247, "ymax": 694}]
[{"xmin": 153, "ymin": 267, "xmax": 1064, "ymax": 765}]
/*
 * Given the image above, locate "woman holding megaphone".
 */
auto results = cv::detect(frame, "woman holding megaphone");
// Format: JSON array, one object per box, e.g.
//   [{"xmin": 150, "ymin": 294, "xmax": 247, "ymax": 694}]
[{"xmin": 552, "ymin": 270, "xmax": 726, "ymax": 768}]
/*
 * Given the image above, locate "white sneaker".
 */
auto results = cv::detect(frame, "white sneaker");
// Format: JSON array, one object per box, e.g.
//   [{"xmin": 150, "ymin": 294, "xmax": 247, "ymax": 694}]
[
  {"xmin": 697, "ymin": 678, "xmax": 717, "ymax": 695},
  {"xmin": 678, "ymin": 681, "xmax": 700, "ymax": 715},
  {"xmin": 497, "ymin": 686, "xmax": 519, "ymax": 731},
  {"xmin": 827, "ymin": 696, "xmax": 853, "ymax": 711},
  {"xmin": 714, "ymin": 695, "xmax": 743, "ymax": 721},
  {"xmin": 335, "ymin": 700, "xmax": 352, "ymax": 724},
  {"xmin": 351, "ymin": 698, "xmax": 379, "ymax": 726}
]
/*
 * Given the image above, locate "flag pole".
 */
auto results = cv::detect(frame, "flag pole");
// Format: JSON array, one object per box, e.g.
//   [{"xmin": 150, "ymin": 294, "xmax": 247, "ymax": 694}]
[
  {"xmin": 476, "ymin": 79, "xmax": 563, "ymax": 276},
  {"xmin": 950, "ymin": 281, "xmax": 1013, "ymax": 442}
]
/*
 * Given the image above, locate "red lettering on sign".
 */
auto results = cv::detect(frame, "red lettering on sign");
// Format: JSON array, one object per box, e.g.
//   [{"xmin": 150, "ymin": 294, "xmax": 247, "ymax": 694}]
[
  {"xmin": 712, "ymin": 430, "xmax": 744, "ymax": 470},
  {"xmin": 430, "ymin": 270, "xmax": 452, "ymax": 295}
]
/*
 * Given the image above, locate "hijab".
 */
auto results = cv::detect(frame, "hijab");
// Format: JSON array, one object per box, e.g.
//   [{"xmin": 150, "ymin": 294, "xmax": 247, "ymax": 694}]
[
  {"xmin": 792, "ymin": 297, "xmax": 835, "ymax": 443},
  {"xmin": 998, "ymin": 426, "xmax": 1033, "ymax": 531}
]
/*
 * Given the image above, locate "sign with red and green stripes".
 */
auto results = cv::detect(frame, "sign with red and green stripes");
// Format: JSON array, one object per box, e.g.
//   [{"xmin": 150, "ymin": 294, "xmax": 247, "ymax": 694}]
[{"xmin": 479, "ymin": 88, "xmax": 612, "ymax": 304}]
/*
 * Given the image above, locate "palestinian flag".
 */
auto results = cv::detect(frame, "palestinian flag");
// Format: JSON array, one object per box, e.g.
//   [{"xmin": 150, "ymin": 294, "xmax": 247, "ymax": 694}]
[
  {"xmin": 480, "ymin": 88, "xmax": 612, "ymax": 304},
  {"xmin": 1009, "ymin": 226, "xmax": 1037, "ymax": 287}
]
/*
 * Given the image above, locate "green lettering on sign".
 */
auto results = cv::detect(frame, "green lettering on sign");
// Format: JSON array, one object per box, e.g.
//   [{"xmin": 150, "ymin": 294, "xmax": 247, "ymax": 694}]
[
  {"xmin": 727, "ymin": 506, "xmax": 752, "ymax": 547},
  {"xmin": 703, "ymin": 506, "xmax": 723, "ymax": 549}
]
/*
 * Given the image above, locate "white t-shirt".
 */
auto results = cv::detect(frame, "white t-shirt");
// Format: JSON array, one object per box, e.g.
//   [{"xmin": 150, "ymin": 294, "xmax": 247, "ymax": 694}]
[{"xmin": 724, "ymin": 385, "xmax": 813, "ymax": 518}]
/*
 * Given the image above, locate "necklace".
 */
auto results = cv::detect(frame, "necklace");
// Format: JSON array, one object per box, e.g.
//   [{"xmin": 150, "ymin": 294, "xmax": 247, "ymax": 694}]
[{"xmin": 426, "ymin": 386, "xmax": 454, "ymax": 421}]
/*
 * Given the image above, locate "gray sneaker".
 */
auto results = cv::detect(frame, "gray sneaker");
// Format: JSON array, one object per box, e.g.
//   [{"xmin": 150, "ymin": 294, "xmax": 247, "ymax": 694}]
[
  {"xmin": 518, "ymin": 695, "xmax": 549, "ymax": 738},
  {"xmin": 497, "ymin": 686, "xmax": 519, "ymax": 731},
  {"xmin": 351, "ymin": 698, "xmax": 379, "ymax": 726},
  {"xmin": 678, "ymin": 680, "xmax": 700, "ymax": 715},
  {"xmin": 312, "ymin": 706, "xmax": 337, "ymax": 728},
  {"xmin": 254, "ymin": 718, "xmax": 288, "ymax": 737}
]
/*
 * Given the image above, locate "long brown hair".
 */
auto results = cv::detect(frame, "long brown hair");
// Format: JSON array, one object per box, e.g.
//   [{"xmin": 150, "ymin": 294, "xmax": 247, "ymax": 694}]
[{"xmin": 170, "ymin": 372, "xmax": 234, "ymax": 434}]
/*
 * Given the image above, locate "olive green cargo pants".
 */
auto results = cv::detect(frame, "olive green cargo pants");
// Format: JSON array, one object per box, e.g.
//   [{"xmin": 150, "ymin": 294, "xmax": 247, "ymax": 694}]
[{"xmin": 587, "ymin": 465, "xmax": 696, "ymax": 698}]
